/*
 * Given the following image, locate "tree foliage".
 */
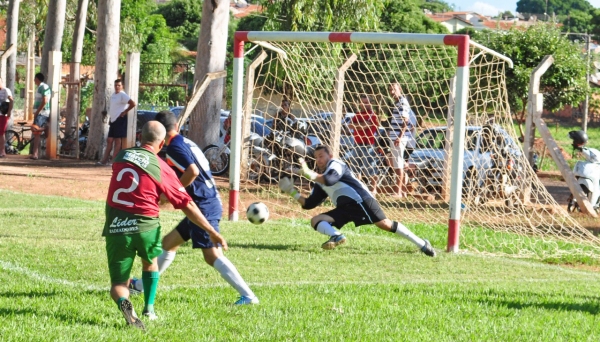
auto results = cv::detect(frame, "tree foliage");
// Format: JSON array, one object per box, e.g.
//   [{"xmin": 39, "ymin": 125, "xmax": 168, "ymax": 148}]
[
  {"xmin": 474, "ymin": 23, "xmax": 589, "ymax": 113},
  {"xmin": 155, "ymin": 0, "xmax": 202, "ymax": 50},
  {"xmin": 516, "ymin": 0, "xmax": 593, "ymax": 16},
  {"xmin": 380, "ymin": 0, "xmax": 448, "ymax": 33},
  {"xmin": 420, "ymin": 0, "xmax": 453, "ymax": 14},
  {"xmin": 259, "ymin": 0, "xmax": 385, "ymax": 32}
]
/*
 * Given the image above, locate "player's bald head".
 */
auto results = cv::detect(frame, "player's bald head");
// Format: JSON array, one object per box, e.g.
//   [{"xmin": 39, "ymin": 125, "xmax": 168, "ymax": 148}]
[{"xmin": 141, "ymin": 121, "xmax": 166, "ymax": 145}]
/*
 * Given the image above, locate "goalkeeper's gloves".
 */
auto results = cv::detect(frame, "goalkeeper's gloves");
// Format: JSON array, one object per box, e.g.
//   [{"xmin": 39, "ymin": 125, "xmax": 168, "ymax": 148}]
[
  {"xmin": 279, "ymin": 177, "xmax": 301, "ymax": 200},
  {"xmin": 297, "ymin": 158, "xmax": 318, "ymax": 181}
]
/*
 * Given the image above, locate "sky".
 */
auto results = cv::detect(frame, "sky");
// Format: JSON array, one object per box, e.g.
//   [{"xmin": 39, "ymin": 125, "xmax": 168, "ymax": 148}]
[{"xmin": 451, "ymin": 0, "xmax": 600, "ymax": 16}]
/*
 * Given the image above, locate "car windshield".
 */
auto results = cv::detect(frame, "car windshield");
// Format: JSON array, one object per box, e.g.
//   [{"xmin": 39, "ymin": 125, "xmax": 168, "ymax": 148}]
[{"xmin": 416, "ymin": 129, "xmax": 479, "ymax": 151}]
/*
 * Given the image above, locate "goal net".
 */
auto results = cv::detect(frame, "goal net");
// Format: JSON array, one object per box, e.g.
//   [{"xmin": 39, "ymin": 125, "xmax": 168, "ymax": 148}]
[{"xmin": 229, "ymin": 31, "xmax": 600, "ymax": 260}]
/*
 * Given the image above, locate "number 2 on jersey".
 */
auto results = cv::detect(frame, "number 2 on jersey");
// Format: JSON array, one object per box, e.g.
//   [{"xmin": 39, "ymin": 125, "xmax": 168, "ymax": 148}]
[{"xmin": 112, "ymin": 168, "xmax": 140, "ymax": 207}]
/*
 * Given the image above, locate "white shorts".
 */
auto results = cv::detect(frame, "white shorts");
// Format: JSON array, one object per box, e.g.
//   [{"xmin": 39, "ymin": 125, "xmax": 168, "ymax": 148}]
[{"xmin": 390, "ymin": 139, "xmax": 407, "ymax": 169}]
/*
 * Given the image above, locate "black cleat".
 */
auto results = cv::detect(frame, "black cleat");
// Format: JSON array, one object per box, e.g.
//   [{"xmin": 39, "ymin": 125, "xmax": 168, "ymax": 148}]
[{"xmin": 420, "ymin": 239, "xmax": 436, "ymax": 257}]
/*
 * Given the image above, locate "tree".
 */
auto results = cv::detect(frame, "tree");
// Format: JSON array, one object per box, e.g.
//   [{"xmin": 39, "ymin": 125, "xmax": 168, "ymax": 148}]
[
  {"xmin": 41, "ymin": 0, "xmax": 67, "ymax": 77},
  {"xmin": 381, "ymin": 0, "xmax": 448, "ymax": 33},
  {"xmin": 188, "ymin": 0, "xmax": 229, "ymax": 149},
  {"xmin": 420, "ymin": 0, "xmax": 453, "ymax": 14},
  {"xmin": 6, "ymin": 0, "xmax": 19, "ymax": 93},
  {"xmin": 156, "ymin": 0, "xmax": 203, "ymax": 50},
  {"xmin": 86, "ymin": 0, "xmax": 121, "ymax": 160},
  {"xmin": 563, "ymin": 10, "xmax": 593, "ymax": 34},
  {"xmin": 65, "ymin": 0, "xmax": 89, "ymax": 139},
  {"xmin": 260, "ymin": 0, "xmax": 385, "ymax": 32},
  {"xmin": 474, "ymin": 24, "xmax": 589, "ymax": 138},
  {"xmin": 516, "ymin": 0, "xmax": 592, "ymax": 16}
]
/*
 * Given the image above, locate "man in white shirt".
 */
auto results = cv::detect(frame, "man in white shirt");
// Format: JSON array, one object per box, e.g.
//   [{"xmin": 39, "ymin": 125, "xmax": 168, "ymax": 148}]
[
  {"xmin": 98, "ymin": 79, "xmax": 136, "ymax": 165},
  {"xmin": 387, "ymin": 83, "xmax": 417, "ymax": 198},
  {"xmin": 0, "ymin": 78, "xmax": 14, "ymax": 158}
]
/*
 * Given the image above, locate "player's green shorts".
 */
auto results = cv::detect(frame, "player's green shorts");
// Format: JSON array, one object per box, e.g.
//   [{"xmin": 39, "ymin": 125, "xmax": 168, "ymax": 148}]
[{"xmin": 105, "ymin": 228, "xmax": 162, "ymax": 284}]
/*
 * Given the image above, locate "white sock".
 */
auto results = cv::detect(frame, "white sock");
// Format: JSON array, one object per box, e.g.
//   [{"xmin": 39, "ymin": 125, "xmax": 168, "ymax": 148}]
[
  {"xmin": 315, "ymin": 221, "xmax": 341, "ymax": 236},
  {"xmin": 213, "ymin": 256, "xmax": 255, "ymax": 298},
  {"xmin": 157, "ymin": 250, "xmax": 176, "ymax": 274},
  {"xmin": 391, "ymin": 221, "xmax": 425, "ymax": 248}
]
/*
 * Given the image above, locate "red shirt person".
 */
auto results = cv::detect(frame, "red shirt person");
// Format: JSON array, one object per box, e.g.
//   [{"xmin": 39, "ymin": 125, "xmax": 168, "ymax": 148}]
[{"xmin": 350, "ymin": 95, "xmax": 379, "ymax": 146}]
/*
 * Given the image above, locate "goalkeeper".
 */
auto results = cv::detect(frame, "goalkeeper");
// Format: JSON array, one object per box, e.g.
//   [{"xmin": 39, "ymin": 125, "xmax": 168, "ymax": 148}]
[{"xmin": 279, "ymin": 144, "xmax": 435, "ymax": 256}]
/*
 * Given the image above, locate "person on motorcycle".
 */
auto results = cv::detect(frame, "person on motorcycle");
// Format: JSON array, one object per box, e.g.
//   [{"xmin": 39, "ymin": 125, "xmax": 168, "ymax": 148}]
[
  {"xmin": 272, "ymin": 99, "xmax": 297, "ymax": 133},
  {"xmin": 569, "ymin": 130, "xmax": 600, "ymax": 163}
]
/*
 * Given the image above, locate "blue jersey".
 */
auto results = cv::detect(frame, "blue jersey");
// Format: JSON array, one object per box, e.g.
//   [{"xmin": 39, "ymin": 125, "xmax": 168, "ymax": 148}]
[
  {"xmin": 165, "ymin": 135, "xmax": 222, "ymax": 220},
  {"xmin": 303, "ymin": 158, "xmax": 374, "ymax": 209}
]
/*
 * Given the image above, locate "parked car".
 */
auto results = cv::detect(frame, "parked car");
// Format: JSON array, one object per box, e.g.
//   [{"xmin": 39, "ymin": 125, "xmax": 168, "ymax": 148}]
[{"xmin": 407, "ymin": 124, "xmax": 522, "ymax": 197}]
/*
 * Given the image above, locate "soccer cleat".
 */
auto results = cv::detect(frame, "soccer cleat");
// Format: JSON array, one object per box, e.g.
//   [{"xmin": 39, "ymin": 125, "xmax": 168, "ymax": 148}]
[
  {"xmin": 234, "ymin": 296, "xmax": 259, "ymax": 305},
  {"xmin": 119, "ymin": 298, "xmax": 146, "ymax": 330},
  {"xmin": 321, "ymin": 234, "xmax": 347, "ymax": 250},
  {"xmin": 420, "ymin": 239, "xmax": 436, "ymax": 257},
  {"xmin": 142, "ymin": 310, "xmax": 158, "ymax": 321},
  {"xmin": 128, "ymin": 278, "xmax": 143, "ymax": 295}
]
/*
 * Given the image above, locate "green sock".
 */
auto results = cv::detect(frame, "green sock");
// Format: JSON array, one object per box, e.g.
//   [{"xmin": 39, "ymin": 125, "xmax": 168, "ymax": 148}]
[
  {"xmin": 142, "ymin": 271, "xmax": 159, "ymax": 313},
  {"xmin": 116, "ymin": 297, "xmax": 127, "ymax": 309}
]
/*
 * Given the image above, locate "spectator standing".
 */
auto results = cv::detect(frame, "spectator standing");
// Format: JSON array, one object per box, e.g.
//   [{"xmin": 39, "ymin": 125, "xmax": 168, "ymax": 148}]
[
  {"xmin": 348, "ymin": 94, "xmax": 380, "ymax": 194},
  {"xmin": 98, "ymin": 79, "xmax": 136, "ymax": 165},
  {"xmin": 387, "ymin": 83, "xmax": 416, "ymax": 198},
  {"xmin": 0, "ymin": 79, "xmax": 14, "ymax": 158},
  {"xmin": 30, "ymin": 73, "xmax": 51, "ymax": 160}
]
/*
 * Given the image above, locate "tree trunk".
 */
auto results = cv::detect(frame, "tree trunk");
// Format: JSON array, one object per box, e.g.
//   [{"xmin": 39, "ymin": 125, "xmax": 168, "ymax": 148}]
[
  {"xmin": 41, "ymin": 0, "xmax": 67, "ymax": 77},
  {"xmin": 6, "ymin": 0, "xmax": 19, "ymax": 93},
  {"xmin": 189, "ymin": 0, "xmax": 230, "ymax": 149},
  {"xmin": 66, "ymin": 0, "xmax": 89, "ymax": 139},
  {"xmin": 86, "ymin": 0, "xmax": 120, "ymax": 160}
]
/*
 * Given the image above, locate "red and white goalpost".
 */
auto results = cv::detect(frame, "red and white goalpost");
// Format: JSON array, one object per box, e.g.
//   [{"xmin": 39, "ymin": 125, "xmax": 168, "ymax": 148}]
[{"xmin": 229, "ymin": 31, "xmax": 470, "ymax": 252}]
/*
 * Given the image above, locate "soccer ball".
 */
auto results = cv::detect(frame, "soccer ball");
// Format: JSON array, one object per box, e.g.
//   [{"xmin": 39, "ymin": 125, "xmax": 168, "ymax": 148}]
[{"xmin": 246, "ymin": 202, "xmax": 269, "ymax": 224}]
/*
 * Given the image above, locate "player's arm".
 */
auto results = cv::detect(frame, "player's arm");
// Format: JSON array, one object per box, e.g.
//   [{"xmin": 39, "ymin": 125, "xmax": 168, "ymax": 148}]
[
  {"xmin": 181, "ymin": 201, "xmax": 228, "ymax": 250},
  {"xmin": 293, "ymin": 158, "xmax": 342, "ymax": 186},
  {"xmin": 278, "ymin": 177, "xmax": 327, "ymax": 209},
  {"xmin": 180, "ymin": 163, "xmax": 200, "ymax": 187},
  {"xmin": 120, "ymin": 99, "xmax": 136, "ymax": 118}
]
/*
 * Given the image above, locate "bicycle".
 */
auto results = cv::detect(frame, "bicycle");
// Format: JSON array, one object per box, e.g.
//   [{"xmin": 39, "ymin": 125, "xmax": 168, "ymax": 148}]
[{"xmin": 5, "ymin": 121, "xmax": 46, "ymax": 155}]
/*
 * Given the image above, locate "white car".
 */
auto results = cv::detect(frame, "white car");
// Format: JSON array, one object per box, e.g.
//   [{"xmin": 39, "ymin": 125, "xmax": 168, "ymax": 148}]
[{"xmin": 408, "ymin": 124, "xmax": 522, "ymax": 193}]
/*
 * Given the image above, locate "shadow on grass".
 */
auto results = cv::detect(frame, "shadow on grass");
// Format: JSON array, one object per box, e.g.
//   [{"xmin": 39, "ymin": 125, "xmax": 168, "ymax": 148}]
[
  {"xmin": 491, "ymin": 299, "xmax": 600, "ymax": 315},
  {"xmin": 228, "ymin": 242, "xmax": 297, "ymax": 251},
  {"xmin": 0, "ymin": 307, "xmax": 112, "ymax": 327},
  {"xmin": 0, "ymin": 290, "xmax": 59, "ymax": 298}
]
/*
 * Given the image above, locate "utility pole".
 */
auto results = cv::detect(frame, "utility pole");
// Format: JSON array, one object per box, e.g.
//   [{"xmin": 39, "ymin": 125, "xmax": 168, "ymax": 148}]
[{"xmin": 583, "ymin": 33, "xmax": 591, "ymax": 132}]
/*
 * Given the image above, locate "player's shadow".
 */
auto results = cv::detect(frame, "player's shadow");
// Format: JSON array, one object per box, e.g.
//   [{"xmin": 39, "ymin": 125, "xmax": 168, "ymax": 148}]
[
  {"xmin": 228, "ymin": 242, "xmax": 296, "ymax": 251},
  {"xmin": 0, "ymin": 307, "xmax": 108, "ymax": 327},
  {"xmin": 476, "ymin": 290, "xmax": 600, "ymax": 315},
  {"xmin": 0, "ymin": 290, "xmax": 59, "ymax": 298}
]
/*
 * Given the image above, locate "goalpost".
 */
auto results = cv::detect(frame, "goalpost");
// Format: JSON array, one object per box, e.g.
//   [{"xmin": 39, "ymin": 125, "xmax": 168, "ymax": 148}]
[{"xmin": 228, "ymin": 31, "xmax": 600, "ymax": 258}]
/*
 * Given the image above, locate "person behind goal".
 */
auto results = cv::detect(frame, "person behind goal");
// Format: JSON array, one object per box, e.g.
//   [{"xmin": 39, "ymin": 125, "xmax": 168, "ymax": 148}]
[{"xmin": 279, "ymin": 144, "xmax": 435, "ymax": 256}]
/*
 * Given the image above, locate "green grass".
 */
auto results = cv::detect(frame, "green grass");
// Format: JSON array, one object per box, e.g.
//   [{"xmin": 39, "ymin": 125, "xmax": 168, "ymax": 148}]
[{"xmin": 2, "ymin": 190, "xmax": 600, "ymax": 341}]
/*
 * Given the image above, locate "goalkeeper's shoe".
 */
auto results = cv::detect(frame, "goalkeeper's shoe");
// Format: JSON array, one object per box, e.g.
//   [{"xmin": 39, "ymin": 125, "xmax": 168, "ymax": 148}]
[
  {"xmin": 119, "ymin": 298, "xmax": 146, "ymax": 330},
  {"xmin": 128, "ymin": 278, "xmax": 143, "ymax": 295},
  {"xmin": 234, "ymin": 296, "xmax": 259, "ymax": 305},
  {"xmin": 420, "ymin": 239, "xmax": 436, "ymax": 257},
  {"xmin": 322, "ymin": 234, "xmax": 347, "ymax": 250},
  {"xmin": 142, "ymin": 310, "xmax": 158, "ymax": 321}
]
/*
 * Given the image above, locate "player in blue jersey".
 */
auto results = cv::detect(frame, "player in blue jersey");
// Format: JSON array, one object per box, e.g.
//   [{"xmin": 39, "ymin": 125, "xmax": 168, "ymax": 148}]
[
  {"xmin": 279, "ymin": 144, "xmax": 435, "ymax": 256},
  {"xmin": 131, "ymin": 111, "xmax": 258, "ymax": 306}
]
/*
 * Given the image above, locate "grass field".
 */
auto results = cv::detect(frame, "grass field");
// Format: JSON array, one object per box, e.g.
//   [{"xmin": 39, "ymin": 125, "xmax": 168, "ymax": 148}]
[{"xmin": 2, "ymin": 190, "xmax": 600, "ymax": 341}]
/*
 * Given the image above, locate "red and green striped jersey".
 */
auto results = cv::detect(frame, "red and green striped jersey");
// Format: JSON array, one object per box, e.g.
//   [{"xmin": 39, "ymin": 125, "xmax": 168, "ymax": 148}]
[{"xmin": 103, "ymin": 146, "xmax": 191, "ymax": 236}]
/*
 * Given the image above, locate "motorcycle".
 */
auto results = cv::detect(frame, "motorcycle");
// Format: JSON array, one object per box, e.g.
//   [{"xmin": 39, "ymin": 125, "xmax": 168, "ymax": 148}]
[
  {"xmin": 567, "ymin": 147, "xmax": 600, "ymax": 213},
  {"xmin": 264, "ymin": 119, "xmax": 316, "ymax": 180},
  {"xmin": 472, "ymin": 144, "xmax": 524, "ymax": 207},
  {"xmin": 203, "ymin": 129, "xmax": 277, "ymax": 182}
]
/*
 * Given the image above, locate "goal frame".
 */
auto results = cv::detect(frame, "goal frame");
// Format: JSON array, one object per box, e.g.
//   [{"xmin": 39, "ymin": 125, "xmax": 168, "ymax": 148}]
[{"xmin": 230, "ymin": 31, "xmax": 470, "ymax": 253}]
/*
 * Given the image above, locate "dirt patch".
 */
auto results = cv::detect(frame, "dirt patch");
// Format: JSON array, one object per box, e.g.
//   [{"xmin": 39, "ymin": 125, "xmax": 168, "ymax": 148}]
[{"xmin": 0, "ymin": 154, "xmax": 597, "ymax": 227}]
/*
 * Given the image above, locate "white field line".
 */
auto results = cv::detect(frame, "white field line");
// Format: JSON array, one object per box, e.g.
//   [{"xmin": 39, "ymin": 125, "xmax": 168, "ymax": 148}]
[{"xmin": 3, "ymin": 258, "xmax": 600, "ymax": 293}]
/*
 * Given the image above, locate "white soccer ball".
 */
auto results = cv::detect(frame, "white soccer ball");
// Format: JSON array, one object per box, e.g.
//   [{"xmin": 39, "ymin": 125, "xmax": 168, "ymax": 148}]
[{"xmin": 246, "ymin": 202, "xmax": 269, "ymax": 224}]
